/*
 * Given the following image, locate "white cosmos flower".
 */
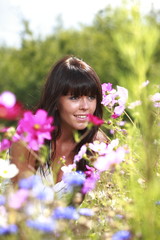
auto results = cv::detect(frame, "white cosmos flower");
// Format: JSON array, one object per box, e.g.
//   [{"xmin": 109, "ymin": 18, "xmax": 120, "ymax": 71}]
[{"xmin": 0, "ymin": 159, "xmax": 19, "ymax": 178}]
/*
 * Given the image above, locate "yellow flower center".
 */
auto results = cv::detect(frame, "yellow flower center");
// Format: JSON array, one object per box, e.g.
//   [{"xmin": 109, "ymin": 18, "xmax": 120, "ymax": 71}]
[{"xmin": 34, "ymin": 124, "xmax": 41, "ymax": 130}]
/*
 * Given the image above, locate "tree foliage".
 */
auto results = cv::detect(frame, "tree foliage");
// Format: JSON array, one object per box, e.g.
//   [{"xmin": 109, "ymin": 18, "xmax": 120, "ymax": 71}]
[{"xmin": 0, "ymin": 2, "xmax": 160, "ymax": 108}]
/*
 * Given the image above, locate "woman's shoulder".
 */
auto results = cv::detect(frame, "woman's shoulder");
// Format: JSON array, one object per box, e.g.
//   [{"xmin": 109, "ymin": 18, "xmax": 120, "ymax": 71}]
[{"xmin": 94, "ymin": 129, "xmax": 110, "ymax": 144}]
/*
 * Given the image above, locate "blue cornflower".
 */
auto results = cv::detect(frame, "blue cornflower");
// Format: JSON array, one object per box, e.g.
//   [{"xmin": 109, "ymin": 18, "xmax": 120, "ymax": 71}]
[
  {"xmin": 26, "ymin": 217, "xmax": 55, "ymax": 233},
  {"xmin": 155, "ymin": 201, "xmax": 160, "ymax": 205},
  {"xmin": 112, "ymin": 230, "xmax": 132, "ymax": 240},
  {"xmin": 0, "ymin": 224, "xmax": 18, "ymax": 235},
  {"xmin": 0, "ymin": 195, "xmax": 5, "ymax": 205},
  {"xmin": 53, "ymin": 206, "xmax": 79, "ymax": 220},
  {"xmin": 63, "ymin": 171, "xmax": 85, "ymax": 186},
  {"xmin": 32, "ymin": 184, "xmax": 54, "ymax": 202},
  {"xmin": 18, "ymin": 175, "xmax": 41, "ymax": 189},
  {"xmin": 78, "ymin": 208, "xmax": 94, "ymax": 216}
]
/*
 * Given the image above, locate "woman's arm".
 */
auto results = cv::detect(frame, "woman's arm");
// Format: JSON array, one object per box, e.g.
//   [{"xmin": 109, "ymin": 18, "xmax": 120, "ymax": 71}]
[{"xmin": 10, "ymin": 141, "xmax": 37, "ymax": 183}]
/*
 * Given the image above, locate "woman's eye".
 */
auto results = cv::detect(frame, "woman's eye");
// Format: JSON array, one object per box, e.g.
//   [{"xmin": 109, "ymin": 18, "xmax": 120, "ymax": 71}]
[
  {"xmin": 69, "ymin": 96, "xmax": 79, "ymax": 100},
  {"xmin": 88, "ymin": 96, "xmax": 96, "ymax": 100}
]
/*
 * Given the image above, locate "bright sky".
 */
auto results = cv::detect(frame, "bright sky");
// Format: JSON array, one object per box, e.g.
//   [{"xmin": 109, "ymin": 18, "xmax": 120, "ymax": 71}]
[{"xmin": 0, "ymin": 0, "xmax": 160, "ymax": 47}]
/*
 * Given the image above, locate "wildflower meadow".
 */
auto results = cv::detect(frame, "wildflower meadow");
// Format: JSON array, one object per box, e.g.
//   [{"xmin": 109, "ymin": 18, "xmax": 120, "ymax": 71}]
[
  {"xmin": 0, "ymin": 3, "xmax": 160, "ymax": 240},
  {"xmin": 0, "ymin": 74, "xmax": 160, "ymax": 240}
]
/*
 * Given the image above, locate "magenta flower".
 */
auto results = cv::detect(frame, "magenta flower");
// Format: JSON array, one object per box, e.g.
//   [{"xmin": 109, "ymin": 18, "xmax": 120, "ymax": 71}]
[
  {"xmin": 16, "ymin": 109, "xmax": 54, "ymax": 150},
  {"xmin": 88, "ymin": 114, "xmax": 104, "ymax": 126},
  {"xmin": 0, "ymin": 139, "xmax": 12, "ymax": 151},
  {"xmin": 84, "ymin": 165, "xmax": 96, "ymax": 177}
]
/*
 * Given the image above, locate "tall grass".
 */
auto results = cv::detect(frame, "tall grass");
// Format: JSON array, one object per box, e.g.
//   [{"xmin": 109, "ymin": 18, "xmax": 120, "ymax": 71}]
[{"xmin": 81, "ymin": 5, "xmax": 160, "ymax": 239}]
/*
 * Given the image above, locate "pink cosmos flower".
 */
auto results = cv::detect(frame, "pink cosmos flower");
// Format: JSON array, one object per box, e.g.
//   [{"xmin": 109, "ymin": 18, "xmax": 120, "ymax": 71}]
[
  {"xmin": 88, "ymin": 114, "xmax": 104, "ymax": 126},
  {"xmin": 101, "ymin": 84, "xmax": 128, "ymax": 118},
  {"xmin": 16, "ymin": 109, "xmax": 54, "ymax": 151},
  {"xmin": 101, "ymin": 83, "xmax": 113, "ymax": 93},
  {"xmin": 0, "ymin": 91, "xmax": 23, "ymax": 120},
  {"xmin": 93, "ymin": 146, "xmax": 126, "ymax": 171},
  {"xmin": 8, "ymin": 189, "xmax": 29, "ymax": 209},
  {"xmin": 116, "ymin": 86, "xmax": 128, "ymax": 106},
  {"xmin": 88, "ymin": 141, "xmax": 108, "ymax": 155},
  {"xmin": 73, "ymin": 145, "xmax": 87, "ymax": 163},
  {"xmin": 111, "ymin": 105, "xmax": 125, "ymax": 119}
]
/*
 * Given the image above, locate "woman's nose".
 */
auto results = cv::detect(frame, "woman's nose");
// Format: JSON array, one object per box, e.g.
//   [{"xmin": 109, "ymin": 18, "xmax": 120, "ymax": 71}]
[{"xmin": 79, "ymin": 97, "xmax": 89, "ymax": 110}]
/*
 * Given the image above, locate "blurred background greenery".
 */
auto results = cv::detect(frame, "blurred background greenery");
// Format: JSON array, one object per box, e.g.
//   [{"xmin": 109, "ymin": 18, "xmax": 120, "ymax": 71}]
[{"xmin": 0, "ymin": 1, "xmax": 160, "ymax": 110}]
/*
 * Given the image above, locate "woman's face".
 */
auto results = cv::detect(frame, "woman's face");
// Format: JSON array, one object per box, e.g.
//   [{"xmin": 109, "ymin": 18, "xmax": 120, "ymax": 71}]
[{"xmin": 58, "ymin": 94, "xmax": 97, "ymax": 131}]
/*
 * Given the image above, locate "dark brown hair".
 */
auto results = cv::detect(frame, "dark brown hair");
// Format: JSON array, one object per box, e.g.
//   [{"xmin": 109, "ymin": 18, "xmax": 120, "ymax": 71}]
[{"xmin": 36, "ymin": 55, "xmax": 103, "ymax": 171}]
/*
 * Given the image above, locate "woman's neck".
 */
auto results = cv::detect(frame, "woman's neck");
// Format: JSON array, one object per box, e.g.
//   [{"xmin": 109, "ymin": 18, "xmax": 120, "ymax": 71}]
[
  {"xmin": 58, "ymin": 125, "xmax": 76, "ymax": 143},
  {"xmin": 51, "ymin": 131, "xmax": 76, "ymax": 183}
]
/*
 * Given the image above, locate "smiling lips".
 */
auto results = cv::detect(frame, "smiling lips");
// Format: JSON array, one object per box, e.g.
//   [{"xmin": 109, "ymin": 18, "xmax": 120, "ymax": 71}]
[{"xmin": 74, "ymin": 114, "xmax": 88, "ymax": 120}]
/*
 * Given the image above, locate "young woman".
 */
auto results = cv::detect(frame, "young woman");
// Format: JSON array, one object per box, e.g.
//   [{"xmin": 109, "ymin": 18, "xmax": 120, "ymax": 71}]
[{"xmin": 11, "ymin": 56, "xmax": 107, "ymax": 194}]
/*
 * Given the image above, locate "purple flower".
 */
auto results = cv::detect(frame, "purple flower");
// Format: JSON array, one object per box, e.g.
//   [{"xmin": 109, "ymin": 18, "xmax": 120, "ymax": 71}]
[
  {"xmin": 63, "ymin": 171, "xmax": 86, "ymax": 186},
  {"xmin": 82, "ymin": 172, "xmax": 100, "ymax": 194},
  {"xmin": 112, "ymin": 230, "xmax": 132, "ymax": 240},
  {"xmin": 0, "ymin": 224, "xmax": 18, "ymax": 235},
  {"xmin": 26, "ymin": 217, "xmax": 55, "ymax": 233},
  {"xmin": 53, "ymin": 206, "xmax": 79, "ymax": 220}
]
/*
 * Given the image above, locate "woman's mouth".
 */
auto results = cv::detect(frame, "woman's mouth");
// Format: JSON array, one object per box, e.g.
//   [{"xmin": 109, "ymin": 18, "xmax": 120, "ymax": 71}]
[{"xmin": 74, "ymin": 115, "xmax": 88, "ymax": 120}]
